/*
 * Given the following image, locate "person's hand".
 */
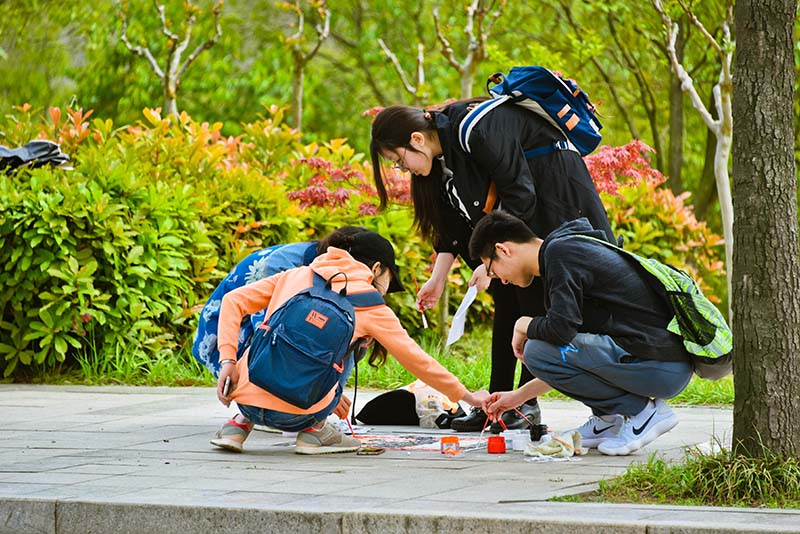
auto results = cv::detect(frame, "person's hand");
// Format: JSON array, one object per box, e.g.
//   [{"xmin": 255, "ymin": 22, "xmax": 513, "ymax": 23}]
[
  {"xmin": 483, "ymin": 390, "xmax": 520, "ymax": 420},
  {"xmin": 216, "ymin": 360, "xmax": 240, "ymax": 407},
  {"xmin": 416, "ymin": 276, "xmax": 445, "ymax": 311},
  {"xmin": 469, "ymin": 264, "xmax": 492, "ymax": 292},
  {"xmin": 512, "ymin": 316, "xmax": 533, "ymax": 360},
  {"xmin": 462, "ymin": 389, "xmax": 490, "ymax": 408},
  {"xmin": 333, "ymin": 394, "xmax": 352, "ymax": 420}
]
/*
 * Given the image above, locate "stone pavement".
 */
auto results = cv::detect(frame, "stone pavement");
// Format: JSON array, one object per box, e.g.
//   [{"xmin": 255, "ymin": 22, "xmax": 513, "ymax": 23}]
[{"xmin": 1, "ymin": 384, "xmax": 799, "ymax": 533}]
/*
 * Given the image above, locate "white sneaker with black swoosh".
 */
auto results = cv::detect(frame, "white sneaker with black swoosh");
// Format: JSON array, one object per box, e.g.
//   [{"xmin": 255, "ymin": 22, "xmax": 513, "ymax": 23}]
[
  {"xmin": 567, "ymin": 414, "xmax": 624, "ymax": 448},
  {"xmin": 598, "ymin": 399, "xmax": 679, "ymax": 456}
]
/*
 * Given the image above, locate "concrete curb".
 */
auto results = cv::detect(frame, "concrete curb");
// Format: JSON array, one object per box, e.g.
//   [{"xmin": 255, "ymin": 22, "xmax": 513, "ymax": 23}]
[{"xmin": 3, "ymin": 498, "xmax": 800, "ymax": 534}]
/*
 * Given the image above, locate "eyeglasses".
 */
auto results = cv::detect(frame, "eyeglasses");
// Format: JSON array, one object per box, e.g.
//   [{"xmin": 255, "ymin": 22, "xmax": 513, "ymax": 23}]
[
  {"xmin": 392, "ymin": 148, "xmax": 409, "ymax": 173},
  {"xmin": 486, "ymin": 249, "xmax": 497, "ymax": 278}
]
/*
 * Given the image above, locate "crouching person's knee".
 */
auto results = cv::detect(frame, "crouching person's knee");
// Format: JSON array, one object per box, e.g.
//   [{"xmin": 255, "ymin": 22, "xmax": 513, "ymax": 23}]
[{"xmin": 522, "ymin": 338, "xmax": 564, "ymax": 378}]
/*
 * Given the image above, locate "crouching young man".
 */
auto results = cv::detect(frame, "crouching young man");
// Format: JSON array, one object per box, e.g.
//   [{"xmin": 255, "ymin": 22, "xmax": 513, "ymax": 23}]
[{"xmin": 471, "ymin": 211, "xmax": 693, "ymax": 455}]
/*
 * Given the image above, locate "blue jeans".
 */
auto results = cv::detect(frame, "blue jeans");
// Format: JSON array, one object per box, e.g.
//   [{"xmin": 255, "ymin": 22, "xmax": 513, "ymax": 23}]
[
  {"xmin": 523, "ymin": 333, "xmax": 693, "ymax": 416},
  {"xmin": 237, "ymin": 355, "xmax": 355, "ymax": 432}
]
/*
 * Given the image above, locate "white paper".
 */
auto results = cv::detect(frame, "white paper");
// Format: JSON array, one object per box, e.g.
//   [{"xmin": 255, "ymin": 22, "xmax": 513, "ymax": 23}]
[{"xmin": 445, "ymin": 285, "xmax": 478, "ymax": 347}]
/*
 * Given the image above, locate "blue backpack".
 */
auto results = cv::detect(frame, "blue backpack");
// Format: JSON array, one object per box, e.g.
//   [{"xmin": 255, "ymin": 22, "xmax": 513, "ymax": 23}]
[
  {"xmin": 458, "ymin": 66, "xmax": 603, "ymax": 158},
  {"xmin": 247, "ymin": 271, "xmax": 384, "ymax": 409}
]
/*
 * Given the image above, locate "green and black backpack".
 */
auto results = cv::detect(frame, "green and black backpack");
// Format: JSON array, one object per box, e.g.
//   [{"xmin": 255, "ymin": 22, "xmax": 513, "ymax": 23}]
[{"xmin": 579, "ymin": 235, "xmax": 733, "ymax": 380}]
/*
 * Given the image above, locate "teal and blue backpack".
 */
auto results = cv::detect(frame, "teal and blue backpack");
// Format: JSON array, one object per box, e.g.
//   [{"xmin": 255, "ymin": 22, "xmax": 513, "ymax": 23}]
[
  {"xmin": 459, "ymin": 66, "xmax": 603, "ymax": 159},
  {"xmin": 580, "ymin": 236, "xmax": 733, "ymax": 380},
  {"xmin": 247, "ymin": 271, "xmax": 384, "ymax": 408}
]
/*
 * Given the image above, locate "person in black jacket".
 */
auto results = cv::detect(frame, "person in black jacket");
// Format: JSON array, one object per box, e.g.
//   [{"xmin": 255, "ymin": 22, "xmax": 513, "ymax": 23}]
[
  {"xmin": 471, "ymin": 211, "xmax": 693, "ymax": 455},
  {"xmin": 369, "ymin": 101, "xmax": 615, "ymax": 433}
]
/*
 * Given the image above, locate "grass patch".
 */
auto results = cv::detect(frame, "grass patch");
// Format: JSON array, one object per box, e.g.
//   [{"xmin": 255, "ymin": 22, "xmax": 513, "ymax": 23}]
[
  {"xmin": 353, "ymin": 325, "xmax": 495, "ymax": 391},
  {"xmin": 672, "ymin": 375, "xmax": 734, "ymax": 405},
  {"xmin": 555, "ymin": 446, "xmax": 800, "ymax": 508},
  {"xmin": 36, "ymin": 342, "xmax": 214, "ymax": 387},
  {"xmin": 354, "ymin": 325, "xmax": 735, "ymax": 406},
  {"xmin": 34, "ymin": 322, "xmax": 735, "ymax": 407}
]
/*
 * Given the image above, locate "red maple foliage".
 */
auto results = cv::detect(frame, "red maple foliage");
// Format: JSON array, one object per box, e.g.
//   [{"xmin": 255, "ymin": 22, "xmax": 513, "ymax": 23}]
[{"xmin": 584, "ymin": 140, "xmax": 665, "ymax": 196}]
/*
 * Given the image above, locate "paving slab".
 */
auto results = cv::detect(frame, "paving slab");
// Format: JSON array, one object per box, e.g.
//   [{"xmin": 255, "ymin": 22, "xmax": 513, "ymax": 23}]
[{"xmin": 0, "ymin": 384, "xmax": 798, "ymax": 533}]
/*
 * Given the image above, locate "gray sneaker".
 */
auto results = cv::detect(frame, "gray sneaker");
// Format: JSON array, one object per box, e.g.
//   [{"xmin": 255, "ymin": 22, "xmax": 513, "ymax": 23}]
[
  {"xmin": 295, "ymin": 421, "xmax": 361, "ymax": 455},
  {"xmin": 210, "ymin": 416, "xmax": 252, "ymax": 453}
]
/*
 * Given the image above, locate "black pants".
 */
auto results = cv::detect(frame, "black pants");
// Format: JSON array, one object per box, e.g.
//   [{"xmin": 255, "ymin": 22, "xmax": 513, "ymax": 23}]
[{"xmin": 488, "ymin": 277, "xmax": 546, "ymax": 393}]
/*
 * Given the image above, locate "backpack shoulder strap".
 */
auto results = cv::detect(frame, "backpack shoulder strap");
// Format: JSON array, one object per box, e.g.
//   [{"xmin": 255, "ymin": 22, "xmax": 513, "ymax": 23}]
[
  {"xmin": 458, "ymin": 96, "xmax": 511, "ymax": 154},
  {"xmin": 570, "ymin": 234, "xmax": 669, "ymax": 297},
  {"xmin": 346, "ymin": 290, "xmax": 384, "ymax": 308}
]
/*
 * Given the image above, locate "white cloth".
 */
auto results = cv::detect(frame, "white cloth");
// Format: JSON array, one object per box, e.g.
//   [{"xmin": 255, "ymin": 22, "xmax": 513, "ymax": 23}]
[{"xmin": 524, "ymin": 431, "xmax": 588, "ymax": 458}]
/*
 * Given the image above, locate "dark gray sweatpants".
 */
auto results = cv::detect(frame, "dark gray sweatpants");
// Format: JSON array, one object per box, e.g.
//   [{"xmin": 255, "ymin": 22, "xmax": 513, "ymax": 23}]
[{"xmin": 523, "ymin": 333, "xmax": 693, "ymax": 417}]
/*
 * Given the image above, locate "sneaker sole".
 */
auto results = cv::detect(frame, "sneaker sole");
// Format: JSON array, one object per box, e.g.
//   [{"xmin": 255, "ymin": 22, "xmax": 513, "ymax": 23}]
[
  {"xmin": 598, "ymin": 414, "xmax": 679, "ymax": 456},
  {"xmin": 294, "ymin": 444, "xmax": 361, "ymax": 455},
  {"xmin": 210, "ymin": 437, "xmax": 244, "ymax": 453},
  {"xmin": 579, "ymin": 437, "xmax": 611, "ymax": 449}
]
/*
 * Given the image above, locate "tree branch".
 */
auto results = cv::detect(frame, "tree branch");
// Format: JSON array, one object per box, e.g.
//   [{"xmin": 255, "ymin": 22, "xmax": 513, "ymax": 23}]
[
  {"xmin": 677, "ymin": 0, "xmax": 723, "ymax": 55},
  {"xmin": 178, "ymin": 1, "xmax": 223, "ymax": 80},
  {"xmin": 556, "ymin": 0, "xmax": 639, "ymax": 138},
  {"xmin": 478, "ymin": 0, "xmax": 505, "ymax": 60},
  {"xmin": 378, "ymin": 38, "xmax": 417, "ymax": 95},
  {"xmin": 120, "ymin": 9, "xmax": 165, "ymax": 78},
  {"xmin": 653, "ymin": 0, "xmax": 718, "ymax": 132},
  {"xmin": 302, "ymin": 3, "xmax": 330, "ymax": 64},
  {"xmin": 433, "ymin": 2, "xmax": 464, "ymax": 73},
  {"xmin": 290, "ymin": 0, "xmax": 305, "ymax": 43},
  {"xmin": 155, "ymin": 1, "xmax": 178, "ymax": 42}
]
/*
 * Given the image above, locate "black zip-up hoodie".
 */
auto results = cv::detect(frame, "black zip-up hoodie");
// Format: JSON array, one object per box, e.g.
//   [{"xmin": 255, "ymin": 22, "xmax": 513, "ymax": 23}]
[
  {"xmin": 429, "ymin": 102, "xmax": 615, "ymax": 267},
  {"xmin": 527, "ymin": 218, "xmax": 691, "ymax": 363}
]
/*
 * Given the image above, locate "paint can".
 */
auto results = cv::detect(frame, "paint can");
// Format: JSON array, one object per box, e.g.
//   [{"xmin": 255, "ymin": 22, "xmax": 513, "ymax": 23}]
[
  {"xmin": 440, "ymin": 435, "xmax": 461, "ymax": 456},
  {"xmin": 487, "ymin": 435, "xmax": 506, "ymax": 454}
]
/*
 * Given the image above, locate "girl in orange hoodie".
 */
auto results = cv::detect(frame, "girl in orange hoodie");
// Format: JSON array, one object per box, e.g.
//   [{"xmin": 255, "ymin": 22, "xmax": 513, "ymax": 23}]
[{"xmin": 211, "ymin": 228, "xmax": 489, "ymax": 455}]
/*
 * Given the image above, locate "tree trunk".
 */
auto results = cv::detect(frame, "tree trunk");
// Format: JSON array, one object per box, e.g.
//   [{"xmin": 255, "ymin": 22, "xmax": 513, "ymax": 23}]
[
  {"xmin": 460, "ymin": 64, "xmax": 475, "ymax": 99},
  {"xmin": 164, "ymin": 82, "xmax": 178, "ymax": 118},
  {"xmin": 731, "ymin": 0, "xmax": 800, "ymax": 458},
  {"xmin": 164, "ymin": 95, "xmax": 179, "ymax": 118},
  {"xmin": 667, "ymin": 22, "xmax": 685, "ymax": 194},
  {"xmin": 715, "ymin": 132, "xmax": 733, "ymax": 313},
  {"xmin": 646, "ymin": 103, "xmax": 665, "ymax": 175},
  {"xmin": 292, "ymin": 62, "xmax": 305, "ymax": 130},
  {"xmin": 693, "ymin": 91, "xmax": 719, "ymax": 221}
]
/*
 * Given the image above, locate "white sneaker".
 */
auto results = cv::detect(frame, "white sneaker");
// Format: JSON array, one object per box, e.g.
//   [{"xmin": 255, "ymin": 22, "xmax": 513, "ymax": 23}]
[
  {"xmin": 598, "ymin": 399, "xmax": 678, "ymax": 456},
  {"xmin": 567, "ymin": 414, "xmax": 624, "ymax": 448}
]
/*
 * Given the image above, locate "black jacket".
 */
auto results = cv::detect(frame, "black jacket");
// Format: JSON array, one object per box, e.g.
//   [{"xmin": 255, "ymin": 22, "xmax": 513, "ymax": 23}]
[
  {"xmin": 430, "ymin": 101, "xmax": 614, "ymax": 267},
  {"xmin": 527, "ymin": 218, "xmax": 691, "ymax": 363}
]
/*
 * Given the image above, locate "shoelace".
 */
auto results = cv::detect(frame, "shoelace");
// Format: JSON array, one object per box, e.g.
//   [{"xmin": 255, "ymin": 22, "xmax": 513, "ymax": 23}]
[{"xmin": 614, "ymin": 417, "xmax": 633, "ymax": 437}]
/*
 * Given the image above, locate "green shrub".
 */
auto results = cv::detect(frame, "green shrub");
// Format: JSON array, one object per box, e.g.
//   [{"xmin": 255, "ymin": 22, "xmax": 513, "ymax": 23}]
[{"xmin": 0, "ymin": 106, "xmax": 304, "ymax": 378}]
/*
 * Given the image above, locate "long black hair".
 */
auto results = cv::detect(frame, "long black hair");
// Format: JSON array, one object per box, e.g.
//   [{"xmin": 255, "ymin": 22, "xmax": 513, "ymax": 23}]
[
  {"xmin": 369, "ymin": 106, "xmax": 445, "ymax": 243},
  {"xmin": 369, "ymin": 100, "xmax": 485, "ymax": 244}
]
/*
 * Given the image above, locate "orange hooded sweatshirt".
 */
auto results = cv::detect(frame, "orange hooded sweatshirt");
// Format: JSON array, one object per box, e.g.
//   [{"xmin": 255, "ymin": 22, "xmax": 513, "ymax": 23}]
[{"xmin": 218, "ymin": 247, "xmax": 468, "ymax": 414}]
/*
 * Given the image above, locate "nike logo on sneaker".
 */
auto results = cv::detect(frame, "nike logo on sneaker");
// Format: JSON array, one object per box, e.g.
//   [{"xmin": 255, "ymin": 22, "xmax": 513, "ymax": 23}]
[
  {"xmin": 632, "ymin": 411, "xmax": 657, "ymax": 435},
  {"xmin": 592, "ymin": 424, "xmax": 616, "ymax": 434}
]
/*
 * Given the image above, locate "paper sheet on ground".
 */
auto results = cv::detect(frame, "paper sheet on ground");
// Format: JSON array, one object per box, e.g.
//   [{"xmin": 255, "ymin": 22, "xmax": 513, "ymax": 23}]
[{"xmin": 445, "ymin": 285, "xmax": 478, "ymax": 347}]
